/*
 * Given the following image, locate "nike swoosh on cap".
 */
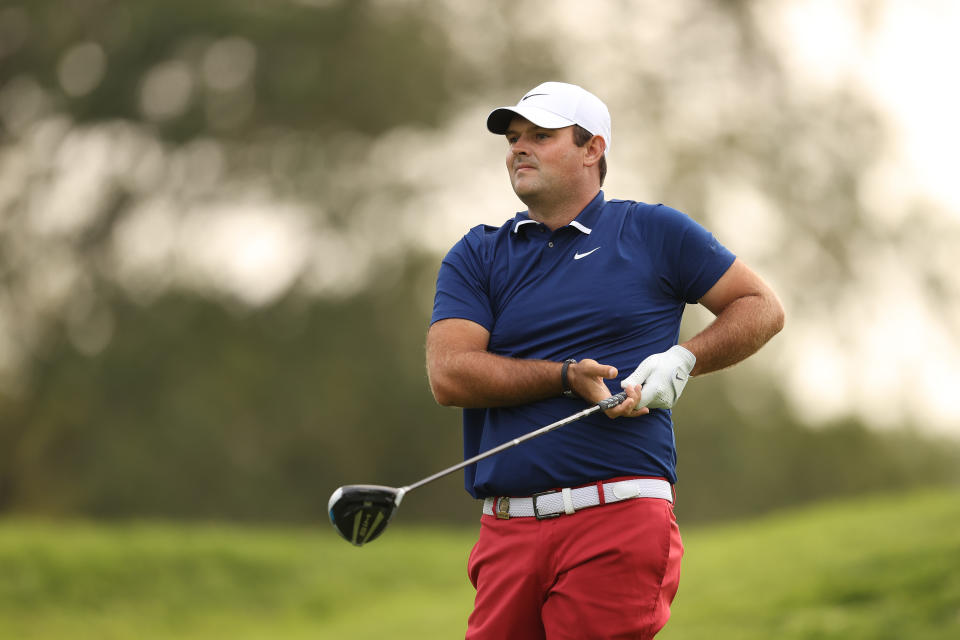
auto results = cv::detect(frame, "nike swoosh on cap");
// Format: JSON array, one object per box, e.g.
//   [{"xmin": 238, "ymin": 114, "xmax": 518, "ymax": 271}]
[
  {"xmin": 521, "ymin": 93, "xmax": 549, "ymax": 101},
  {"xmin": 574, "ymin": 247, "xmax": 601, "ymax": 260}
]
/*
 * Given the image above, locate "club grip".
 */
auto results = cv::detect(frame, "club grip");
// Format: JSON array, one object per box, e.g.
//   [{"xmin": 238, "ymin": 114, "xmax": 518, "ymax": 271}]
[{"xmin": 598, "ymin": 391, "xmax": 628, "ymax": 410}]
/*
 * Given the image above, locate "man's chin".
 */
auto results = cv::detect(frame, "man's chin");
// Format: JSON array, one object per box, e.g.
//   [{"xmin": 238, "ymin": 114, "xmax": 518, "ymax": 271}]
[{"xmin": 511, "ymin": 179, "xmax": 540, "ymax": 200}]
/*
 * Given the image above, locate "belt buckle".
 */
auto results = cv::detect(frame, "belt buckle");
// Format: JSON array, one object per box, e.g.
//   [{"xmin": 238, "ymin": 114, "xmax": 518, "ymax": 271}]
[{"xmin": 532, "ymin": 489, "xmax": 561, "ymax": 520}]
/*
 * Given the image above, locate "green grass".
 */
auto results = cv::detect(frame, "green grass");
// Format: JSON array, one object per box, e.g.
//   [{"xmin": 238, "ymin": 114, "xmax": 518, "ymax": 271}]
[
  {"xmin": 662, "ymin": 488, "xmax": 960, "ymax": 639},
  {"xmin": 0, "ymin": 518, "xmax": 477, "ymax": 640},
  {"xmin": 0, "ymin": 488, "xmax": 958, "ymax": 639}
]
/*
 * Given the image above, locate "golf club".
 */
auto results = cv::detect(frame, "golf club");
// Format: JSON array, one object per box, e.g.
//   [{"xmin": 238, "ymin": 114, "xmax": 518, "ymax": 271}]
[{"xmin": 328, "ymin": 391, "xmax": 628, "ymax": 546}]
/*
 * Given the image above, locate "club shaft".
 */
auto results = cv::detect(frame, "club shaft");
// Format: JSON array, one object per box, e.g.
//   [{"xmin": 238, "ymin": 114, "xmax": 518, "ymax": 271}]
[{"xmin": 402, "ymin": 392, "xmax": 627, "ymax": 494}]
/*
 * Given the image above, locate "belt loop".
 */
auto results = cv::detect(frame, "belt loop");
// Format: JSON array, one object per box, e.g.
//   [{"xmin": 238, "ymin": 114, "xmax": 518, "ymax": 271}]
[
  {"xmin": 596, "ymin": 480, "xmax": 606, "ymax": 505},
  {"xmin": 561, "ymin": 487, "xmax": 575, "ymax": 515}
]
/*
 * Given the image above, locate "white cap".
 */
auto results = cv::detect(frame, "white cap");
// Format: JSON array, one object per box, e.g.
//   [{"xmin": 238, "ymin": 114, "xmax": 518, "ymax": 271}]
[{"xmin": 486, "ymin": 82, "xmax": 612, "ymax": 151}]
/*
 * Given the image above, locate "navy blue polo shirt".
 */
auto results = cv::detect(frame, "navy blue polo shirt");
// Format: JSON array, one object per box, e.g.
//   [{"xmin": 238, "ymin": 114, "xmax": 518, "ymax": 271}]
[{"xmin": 431, "ymin": 191, "xmax": 735, "ymax": 498}]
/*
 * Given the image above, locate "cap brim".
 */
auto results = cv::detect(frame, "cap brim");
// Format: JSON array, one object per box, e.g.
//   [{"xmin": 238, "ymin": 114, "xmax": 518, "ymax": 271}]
[{"xmin": 486, "ymin": 106, "xmax": 577, "ymax": 134}]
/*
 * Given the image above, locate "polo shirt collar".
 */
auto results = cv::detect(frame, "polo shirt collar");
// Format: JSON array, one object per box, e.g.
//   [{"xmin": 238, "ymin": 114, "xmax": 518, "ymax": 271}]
[
  {"xmin": 512, "ymin": 218, "xmax": 540, "ymax": 234},
  {"xmin": 569, "ymin": 191, "xmax": 605, "ymax": 234},
  {"xmin": 511, "ymin": 191, "xmax": 606, "ymax": 236}
]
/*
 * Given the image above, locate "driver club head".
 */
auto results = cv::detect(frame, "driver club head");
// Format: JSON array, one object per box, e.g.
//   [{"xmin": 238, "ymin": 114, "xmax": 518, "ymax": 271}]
[{"xmin": 328, "ymin": 484, "xmax": 405, "ymax": 547}]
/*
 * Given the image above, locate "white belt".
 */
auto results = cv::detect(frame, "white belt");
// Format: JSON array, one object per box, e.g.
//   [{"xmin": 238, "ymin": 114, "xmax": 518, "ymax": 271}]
[{"xmin": 481, "ymin": 478, "xmax": 672, "ymax": 520}]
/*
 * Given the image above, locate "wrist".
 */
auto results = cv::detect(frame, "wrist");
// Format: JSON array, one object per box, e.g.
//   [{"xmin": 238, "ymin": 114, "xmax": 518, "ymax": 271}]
[
  {"xmin": 561, "ymin": 358, "xmax": 577, "ymax": 398},
  {"xmin": 670, "ymin": 345, "xmax": 697, "ymax": 373}
]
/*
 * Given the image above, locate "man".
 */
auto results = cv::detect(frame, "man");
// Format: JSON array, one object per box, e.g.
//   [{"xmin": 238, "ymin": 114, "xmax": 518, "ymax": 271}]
[{"xmin": 426, "ymin": 81, "xmax": 784, "ymax": 639}]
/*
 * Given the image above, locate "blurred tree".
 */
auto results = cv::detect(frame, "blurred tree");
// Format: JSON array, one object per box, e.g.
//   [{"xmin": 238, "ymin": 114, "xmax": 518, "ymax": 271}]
[
  {"xmin": 0, "ymin": 0, "xmax": 557, "ymax": 521},
  {"xmin": 672, "ymin": 374, "xmax": 960, "ymax": 523},
  {"xmin": 8, "ymin": 0, "xmax": 466, "ymax": 136},
  {"xmin": 0, "ymin": 0, "xmax": 956, "ymax": 525},
  {"xmin": 0, "ymin": 255, "xmax": 455, "ymax": 521},
  {"xmin": 0, "ymin": 0, "xmax": 558, "ymax": 368}
]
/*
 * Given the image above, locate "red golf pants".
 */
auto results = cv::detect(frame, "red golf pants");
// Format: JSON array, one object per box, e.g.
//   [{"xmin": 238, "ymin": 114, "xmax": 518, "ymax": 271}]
[{"xmin": 466, "ymin": 496, "xmax": 683, "ymax": 639}]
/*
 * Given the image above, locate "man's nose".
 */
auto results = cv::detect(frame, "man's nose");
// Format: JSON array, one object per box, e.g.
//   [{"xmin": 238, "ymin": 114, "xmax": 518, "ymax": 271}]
[{"xmin": 511, "ymin": 139, "xmax": 529, "ymax": 155}]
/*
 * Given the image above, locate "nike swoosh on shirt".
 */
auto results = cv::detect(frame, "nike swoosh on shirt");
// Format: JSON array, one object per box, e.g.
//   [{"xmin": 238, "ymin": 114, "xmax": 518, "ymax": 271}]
[{"xmin": 574, "ymin": 247, "xmax": 601, "ymax": 260}]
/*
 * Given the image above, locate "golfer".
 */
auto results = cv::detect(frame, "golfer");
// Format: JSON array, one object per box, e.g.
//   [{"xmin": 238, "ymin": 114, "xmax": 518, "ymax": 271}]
[{"xmin": 426, "ymin": 82, "xmax": 784, "ymax": 639}]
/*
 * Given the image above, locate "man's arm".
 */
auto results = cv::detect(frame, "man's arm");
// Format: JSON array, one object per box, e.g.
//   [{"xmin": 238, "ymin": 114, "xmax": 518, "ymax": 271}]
[
  {"xmin": 682, "ymin": 258, "xmax": 785, "ymax": 376},
  {"xmin": 425, "ymin": 318, "xmax": 641, "ymax": 415},
  {"xmin": 618, "ymin": 258, "xmax": 783, "ymax": 410}
]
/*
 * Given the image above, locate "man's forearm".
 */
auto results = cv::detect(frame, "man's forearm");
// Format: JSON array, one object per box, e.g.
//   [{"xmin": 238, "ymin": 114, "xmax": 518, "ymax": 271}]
[
  {"xmin": 427, "ymin": 349, "xmax": 562, "ymax": 408},
  {"xmin": 682, "ymin": 291, "xmax": 784, "ymax": 376}
]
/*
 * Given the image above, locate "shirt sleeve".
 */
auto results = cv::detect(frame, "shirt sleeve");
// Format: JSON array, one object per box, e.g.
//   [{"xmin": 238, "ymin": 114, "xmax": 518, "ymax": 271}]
[
  {"xmin": 431, "ymin": 226, "xmax": 495, "ymax": 330},
  {"xmin": 644, "ymin": 204, "xmax": 736, "ymax": 303}
]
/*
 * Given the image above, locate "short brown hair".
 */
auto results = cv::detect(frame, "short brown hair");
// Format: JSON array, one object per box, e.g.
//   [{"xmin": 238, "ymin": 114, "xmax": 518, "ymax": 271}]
[{"xmin": 572, "ymin": 125, "xmax": 607, "ymax": 186}]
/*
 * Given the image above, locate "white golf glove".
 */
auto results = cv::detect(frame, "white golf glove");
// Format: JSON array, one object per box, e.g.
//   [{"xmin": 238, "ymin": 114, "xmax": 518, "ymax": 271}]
[{"xmin": 620, "ymin": 345, "xmax": 696, "ymax": 410}]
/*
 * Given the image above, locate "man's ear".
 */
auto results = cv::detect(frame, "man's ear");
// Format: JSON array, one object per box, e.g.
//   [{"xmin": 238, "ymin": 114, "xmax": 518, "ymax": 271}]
[{"xmin": 582, "ymin": 135, "xmax": 606, "ymax": 167}]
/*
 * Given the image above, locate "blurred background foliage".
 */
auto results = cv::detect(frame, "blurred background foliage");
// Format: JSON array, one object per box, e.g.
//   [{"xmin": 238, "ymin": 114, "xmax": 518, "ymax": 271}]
[{"xmin": 0, "ymin": 0, "xmax": 957, "ymax": 527}]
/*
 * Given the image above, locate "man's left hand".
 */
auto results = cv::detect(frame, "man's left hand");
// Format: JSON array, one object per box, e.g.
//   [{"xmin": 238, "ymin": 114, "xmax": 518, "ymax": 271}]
[{"xmin": 621, "ymin": 345, "xmax": 696, "ymax": 411}]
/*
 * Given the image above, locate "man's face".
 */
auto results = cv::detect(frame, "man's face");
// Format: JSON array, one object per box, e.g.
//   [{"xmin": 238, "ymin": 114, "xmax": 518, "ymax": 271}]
[{"xmin": 504, "ymin": 117, "xmax": 582, "ymax": 202}]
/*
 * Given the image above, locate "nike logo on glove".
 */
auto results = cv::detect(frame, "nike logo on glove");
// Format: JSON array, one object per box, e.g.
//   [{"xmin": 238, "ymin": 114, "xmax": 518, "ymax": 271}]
[{"xmin": 574, "ymin": 247, "xmax": 601, "ymax": 260}]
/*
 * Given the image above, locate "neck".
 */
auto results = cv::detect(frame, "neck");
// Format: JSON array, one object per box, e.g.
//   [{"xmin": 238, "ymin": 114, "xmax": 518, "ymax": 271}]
[{"xmin": 524, "ymin": 188, "xmax": 600, "ymax": 231}]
